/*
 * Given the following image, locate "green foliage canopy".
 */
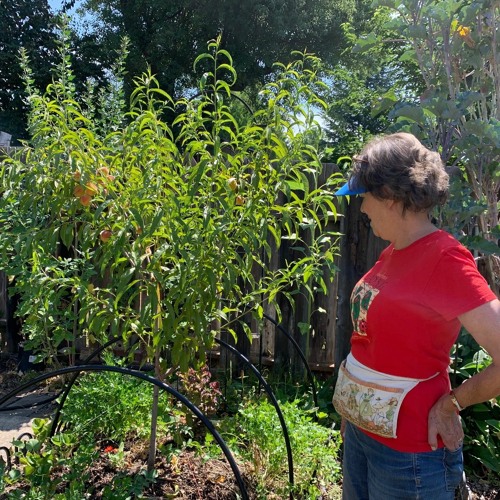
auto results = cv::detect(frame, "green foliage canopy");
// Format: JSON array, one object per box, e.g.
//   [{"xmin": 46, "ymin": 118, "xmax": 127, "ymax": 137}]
[
  {"xmin": 364, "ymin": 0, "xmax": 499, "ymax": 294},
  {"xmin": 0, "ymin": 35, "xmax": 342, "ymax": 371}
]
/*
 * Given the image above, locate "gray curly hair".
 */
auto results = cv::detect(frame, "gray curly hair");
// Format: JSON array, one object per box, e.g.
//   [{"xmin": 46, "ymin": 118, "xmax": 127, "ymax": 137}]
[{"xmin": 350, "ymin": 132, "xmax": 449, "ymax": 213}]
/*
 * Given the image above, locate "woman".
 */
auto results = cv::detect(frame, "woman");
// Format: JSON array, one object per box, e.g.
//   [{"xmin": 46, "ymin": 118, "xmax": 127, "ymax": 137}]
[{"xmin": 333, "ymin": 132, "xmax": 500, "ymax": 499}]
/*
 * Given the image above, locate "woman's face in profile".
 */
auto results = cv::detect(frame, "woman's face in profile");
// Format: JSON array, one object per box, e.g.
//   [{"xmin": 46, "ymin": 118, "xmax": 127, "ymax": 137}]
[{"xmin": 359, "ymin": 193, "xmax": 394, "ymax": 241}]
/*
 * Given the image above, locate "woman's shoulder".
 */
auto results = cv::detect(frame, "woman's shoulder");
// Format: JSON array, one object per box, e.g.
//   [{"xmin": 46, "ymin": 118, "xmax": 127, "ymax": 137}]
[
  {"xmin": 425, "ymin": 230, "xmax": 472, "ymax": 258},
  {"xmin": 432, "ymin": 229, "xmax": 459, "ymax": 246},
  {"xmin": 433, "ymin": 231, "xmax": 474, "ymax": 259}
]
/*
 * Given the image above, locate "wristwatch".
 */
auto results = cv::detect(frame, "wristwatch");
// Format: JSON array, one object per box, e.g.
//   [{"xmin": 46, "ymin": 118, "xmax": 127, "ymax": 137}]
[{"xmin": 449, "ymin": 390, "xmax": 464, "ymax": 412}]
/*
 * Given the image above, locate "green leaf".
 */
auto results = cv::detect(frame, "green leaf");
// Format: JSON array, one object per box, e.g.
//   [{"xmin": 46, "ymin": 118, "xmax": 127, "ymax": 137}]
[
  {"xmin": 371, "ymin": 90, "xmax": 398, "ymax": 117},
  {"xmin": 391, "ymin": 104, "xmax": 427, "ymax": 124},
  {"xmin": 286, "ymin": 180, "xmax": 305, "ymax": 191},
  {"xmin": 193, "ymin": 52, "xmax": 213, "ymax": 71},
  {"xmin": 217, "ymin": 64, "xmax": 237, "ymax": 85},
  {"xmin": 256, "ymin": 304, "xmax": 263, "ymax": 319},
  {"xmin": 129, "ymin": 207, "xmax": 145, "ymax": 232},
  {"xmin": 60, "ymin": 223, "xmax": 73, "ymax": 249},
  {"xmin": 460, "ymin": 236, "xmax": 499, "ymax": 256},
  {"xmin": 298, "ymin": 322, "xmax": 310, "ymax": 335},
  {"xmin": 8, "ymin": 469, "xmax": 21, "ymax": 481},
  {"xmin": 149, "ymin": 208, "xmax": 164, "ymax": 235},
  {"xmin": 352, "ymin": 33, "xmax": 380, "ymax": 54}
]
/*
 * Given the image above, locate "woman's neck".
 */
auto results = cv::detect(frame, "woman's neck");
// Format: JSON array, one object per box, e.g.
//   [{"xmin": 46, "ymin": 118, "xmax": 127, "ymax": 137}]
[{"xmin": 392, "ymin": 214, "xmax": 438, "ymax": 250}]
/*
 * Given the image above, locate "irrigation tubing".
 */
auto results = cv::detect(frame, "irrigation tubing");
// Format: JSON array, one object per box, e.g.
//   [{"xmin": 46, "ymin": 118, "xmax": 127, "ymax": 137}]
[
  {"xmin": 216, "ymin": 337, "xmax": 295, "ymax": 498},
  {"xmin": 0, "ymin": 446, "xmax": 11, "ymax": 470},
  {"xmin": 0, "ymin": 390, "xmax": 61, "ymax": 412},
  {"xmin": 0, "ymin": 364, "xmax": 249, "ymax": 500},
  {"xmin": 0, "ymin": 337, "xmax": 124, "ymax": 416},
  {"xmin": 262, "ymin": 313, "xmax": 318, "ymax": 408}
]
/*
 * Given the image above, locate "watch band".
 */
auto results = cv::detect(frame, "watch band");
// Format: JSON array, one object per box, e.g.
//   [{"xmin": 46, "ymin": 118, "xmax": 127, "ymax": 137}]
[{"xmin": 449, "ymin": 390, "xmax": 464, "ymax": 412}]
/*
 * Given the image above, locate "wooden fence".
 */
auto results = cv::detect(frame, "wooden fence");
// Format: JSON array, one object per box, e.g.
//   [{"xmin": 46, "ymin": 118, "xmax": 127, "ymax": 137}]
[
  {"xmin": 0, "ymin": 161, "xmax": 388, "ymax": 375},
  {"xmin": 223, "ymin": 166, "xmax": 387, "ymax": 376}
]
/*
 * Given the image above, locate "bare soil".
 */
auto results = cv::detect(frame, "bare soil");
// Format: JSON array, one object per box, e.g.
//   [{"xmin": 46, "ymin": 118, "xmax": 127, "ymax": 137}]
[{"xmin": 87, "ymin": 448, "xmax": 256, "ymax": 499}]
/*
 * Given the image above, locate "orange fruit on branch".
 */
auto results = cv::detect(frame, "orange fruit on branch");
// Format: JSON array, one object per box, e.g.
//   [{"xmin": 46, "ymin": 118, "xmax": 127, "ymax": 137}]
[
  {"xmin": 84, "ymin": 182, "xmax": 98, "ymax": 196},
  {"xmin": 79, "ymin": 194, "xmax": 92, "ymax": 207},
  {"xmin": 99, "ymin": 229, "xmax": 113, "ymax": 242},
  {"xmin": 227, "ymin": 177, "xmax": 238, "ymax": 191},
  {"xmin": 73, "ymin": 185, "xmax": 85, "ymax": 197}
]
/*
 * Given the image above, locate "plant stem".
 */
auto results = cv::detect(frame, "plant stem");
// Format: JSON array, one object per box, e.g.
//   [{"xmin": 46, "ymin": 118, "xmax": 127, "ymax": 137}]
[{"xmin": 147, "ymin": 344, "xmax": 160, "ymax": 473}]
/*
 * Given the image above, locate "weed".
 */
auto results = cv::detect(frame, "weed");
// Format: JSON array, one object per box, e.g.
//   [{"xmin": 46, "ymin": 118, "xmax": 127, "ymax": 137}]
[
  {"xmin": 216, "ymin": 396, "xmax": 343, "ymax": 498},
  {"xmin": 59, "ymin": 371, "xmax": 177, "ymax": 442}
]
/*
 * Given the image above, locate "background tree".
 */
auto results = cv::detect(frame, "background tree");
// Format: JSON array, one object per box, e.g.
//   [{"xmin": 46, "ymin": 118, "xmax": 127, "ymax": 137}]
[
  {"xmin": 0, "ymin": 0, "xmax": 58, "ymax": 143},
  {"xmin": 0, "ymin": 0, "xmax": 114, "ymax": 144},
  {"xmin": 358, "ymin": 0, "xmax": 499, "ymax": 296},
  {"xmin": 78, "ymin": 0, "xmax": 373, "ymax": 101},
  {"xmin": 321, "ymin": 9, "xmax": 425, "ymax": 160}
]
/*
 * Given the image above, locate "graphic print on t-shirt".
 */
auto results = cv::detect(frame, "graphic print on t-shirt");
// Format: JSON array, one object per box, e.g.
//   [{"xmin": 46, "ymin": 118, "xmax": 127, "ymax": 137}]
[{"xmin": 351, "ymin": 280, "xmax": 380, "ymax": 337}]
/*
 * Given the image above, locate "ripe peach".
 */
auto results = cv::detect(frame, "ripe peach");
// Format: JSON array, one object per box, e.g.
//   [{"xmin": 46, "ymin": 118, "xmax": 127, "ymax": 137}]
[
  {"xmin": 99, "ymin": 229, "xmax": 112, "ymax": 242},
  {"xmin": 79, "ymin": 194, "xmax": 92, "ymax": 207},
  {"xmin": 73, "ymin": 185, "xmax": 85, "ymax": 197},
  {"xmin": 96, "ymin": 166, "xmax": 110, "ymax": 176},
  {"xmin": 85, "ymin": 182, "xmax": 98, "ymax": 196}
]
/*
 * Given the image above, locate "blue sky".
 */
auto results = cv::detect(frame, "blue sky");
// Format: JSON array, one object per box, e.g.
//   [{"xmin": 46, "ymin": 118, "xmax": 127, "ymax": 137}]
[
  {"xmin": 48, "ymin": 0, "xmax": 81, "ymax": 15},
  {"xmin": 48, "ymin": 0, "xmax": 91, "ymax": 27},
  {"xmin": 48, "ymin": 0, "xmax": 63, "ymax": 11}
]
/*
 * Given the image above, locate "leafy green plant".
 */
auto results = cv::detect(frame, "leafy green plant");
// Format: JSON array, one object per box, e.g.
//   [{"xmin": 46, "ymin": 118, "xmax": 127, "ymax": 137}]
[
  {"xmin": 2, "ymin": 421, "xmax": 98, "ymax": 499},
  {"xmin": 216, "ymin": 397, "xmax": 342, "ymax": 498},
  {"xmin": 100, "ymin": 470, "xmax": 157, "ymax": 499},
  {"xmin": 0, "ymin": 28, "xmax": 340, "ymax": 368},
  {"xmin": 60, "ymin": 371, "xmax": 179, "ymax": 442},
  {"xmin": 1, "ymin": 25, "xmax": 341, "ymax": 478},
  {"xmin": 105, "ymin": 441, "xmax": 127, "ymax": 469},
  {"xmin": 2, "ymin": 427, "xmax": 156, "ymax": 499},
  {"xmin": 452, "ymin": 329, "xmax": 500, "ymax": 476}
]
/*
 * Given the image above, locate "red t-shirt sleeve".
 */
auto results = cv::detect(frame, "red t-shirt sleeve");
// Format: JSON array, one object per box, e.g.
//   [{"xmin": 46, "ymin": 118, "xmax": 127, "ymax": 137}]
[{"xmin": 422, "ymin": 245, "xmax": 497, "ymax": 321}]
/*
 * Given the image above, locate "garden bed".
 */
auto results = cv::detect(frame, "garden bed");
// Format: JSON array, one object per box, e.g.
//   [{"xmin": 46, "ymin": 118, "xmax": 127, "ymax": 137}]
[
  {"xmin": 1, "ymin": 364, "xmax": 499, "ymax": 499},
  {"xmin": 2, "ymin": 444, "xmax": 258, "ymax": 499}
]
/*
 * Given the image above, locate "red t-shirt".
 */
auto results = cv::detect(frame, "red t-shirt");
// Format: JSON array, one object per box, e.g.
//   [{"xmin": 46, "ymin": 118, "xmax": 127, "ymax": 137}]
[{"xmin": 349, "ymin": 230, "xmax": 496, "ymax": 452}]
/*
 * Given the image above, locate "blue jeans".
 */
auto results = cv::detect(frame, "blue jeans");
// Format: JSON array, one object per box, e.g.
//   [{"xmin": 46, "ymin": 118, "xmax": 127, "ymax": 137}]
[{"xmin": 342, "ymin": 421, "xmax": 463, "ymax": 499}]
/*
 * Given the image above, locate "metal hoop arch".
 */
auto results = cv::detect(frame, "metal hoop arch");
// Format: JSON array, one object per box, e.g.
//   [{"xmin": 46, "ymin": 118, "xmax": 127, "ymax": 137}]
[
  {"xmin": 29, "ymin": 331, "xmax": 296, "ymax": 496},
  {"xmin": 0, "ymin": 364, "xmax": 249, "ymax": 500},
  {"xmin": 262, "ymin": 313, "xmax": 318, "ymax": 408},
  {"xmin": 216, "ymin": 337, "xmax": 294, "ymax": 498}
]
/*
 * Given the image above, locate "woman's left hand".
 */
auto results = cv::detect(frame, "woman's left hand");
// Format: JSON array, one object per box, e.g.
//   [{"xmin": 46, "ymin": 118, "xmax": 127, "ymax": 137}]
[{"xmin": 428, "ymin": 393, "xmax": 464, "ymax": 451}]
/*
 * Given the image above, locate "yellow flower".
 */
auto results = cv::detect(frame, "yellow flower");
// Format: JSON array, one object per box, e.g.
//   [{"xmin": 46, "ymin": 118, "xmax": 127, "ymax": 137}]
[{"xmin": 457, "ymin": 25, "xmax": 471, "ymax": 37}]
